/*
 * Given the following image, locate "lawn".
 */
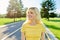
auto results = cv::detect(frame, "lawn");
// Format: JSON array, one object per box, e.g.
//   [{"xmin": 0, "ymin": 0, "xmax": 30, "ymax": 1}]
[
  {"xmin": 42, "ymin": 18, "xmax": 60, "ymax": 40},
  {"xmin": 0, "ymin": 17, "xmax": 26, "ymax": 25},
  {"xmin": 0, "ymin": 17, "xmax": 60, "ymax": 40}
]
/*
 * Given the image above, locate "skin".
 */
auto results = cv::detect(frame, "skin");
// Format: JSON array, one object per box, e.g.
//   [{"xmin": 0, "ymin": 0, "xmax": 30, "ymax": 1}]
[
  {"xmin": 21, "ymin": 9, "xmax": 45, "ymax": 40},
  {"xmin": 27, "ymin": 9, "xmax": 37, "ymax": 25},
  {"xmin": 21, "ymin": 32, "xmax": 25, "ymax": 40},
  {"xmin": 27, "ymin": 9, "xmax": 36, "ymax": 21}
]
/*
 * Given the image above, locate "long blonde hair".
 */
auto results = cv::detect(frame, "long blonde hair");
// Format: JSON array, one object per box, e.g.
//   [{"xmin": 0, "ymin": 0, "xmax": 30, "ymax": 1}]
[{"xmin": 24, "ymin": 7, "xmax": 41, "ymax": 24}]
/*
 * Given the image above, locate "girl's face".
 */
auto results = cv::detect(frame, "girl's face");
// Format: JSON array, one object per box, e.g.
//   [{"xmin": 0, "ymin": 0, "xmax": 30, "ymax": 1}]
[{"xmin": 27, "ymin": 9, "xmax": 36, "ymax": 20}]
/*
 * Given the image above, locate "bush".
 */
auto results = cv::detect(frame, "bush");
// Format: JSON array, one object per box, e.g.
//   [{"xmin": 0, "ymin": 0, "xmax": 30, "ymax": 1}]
[{"xmin": 49, "ymin": 12, "xmax": 57, "ymax": 18}]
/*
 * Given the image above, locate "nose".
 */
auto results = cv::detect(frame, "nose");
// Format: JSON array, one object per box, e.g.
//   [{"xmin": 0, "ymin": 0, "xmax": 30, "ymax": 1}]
[{"xmin": 27, "ymin": 13, "xmax": 32, "ymax": 18}]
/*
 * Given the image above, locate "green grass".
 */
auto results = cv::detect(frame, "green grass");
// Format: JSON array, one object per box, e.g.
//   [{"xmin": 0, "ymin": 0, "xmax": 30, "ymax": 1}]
[
  {"xmin": 0, "ymin": 17, "xmax": 60, "ymax": 39},
  {"xmin": 42, "ymin": 18, "xmax": 60, "ymax": 40},
  {"xmin": 0, "ymin": 17, "xmax": 26, "ymax": 25}
]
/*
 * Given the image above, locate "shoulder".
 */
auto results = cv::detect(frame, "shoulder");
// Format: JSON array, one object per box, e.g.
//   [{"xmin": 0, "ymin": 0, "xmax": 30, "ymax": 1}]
[
  {"xmin": 21, "ymin": 21, "xmax": 28, "ymax": 28},
  {"xmin": 38, "ymin": 22, "xmax": 46, "ymax": 30}
]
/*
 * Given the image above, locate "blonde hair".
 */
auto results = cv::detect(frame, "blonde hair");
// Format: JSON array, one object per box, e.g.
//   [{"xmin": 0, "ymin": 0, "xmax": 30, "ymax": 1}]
[{"xmin": 24, "ymin": 7, "xmax": 41, "ymax": 24}]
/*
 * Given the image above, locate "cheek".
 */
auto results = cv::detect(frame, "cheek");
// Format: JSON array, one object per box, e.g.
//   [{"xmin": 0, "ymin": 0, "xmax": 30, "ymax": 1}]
[
  {"xmin": 27, "ymin": 13, "xmax": 36, "ymax": 19},
  {"xmin": 31, "ymin": 14, "xmax": 36, "ymax": 18},
  {"xmin": 30, "ymin": 14, "xmax": 33, "ymax": 16},
  {"xmin": 27, "ymin": 14, "xmax": 32, "ymax": 18},
  {"xmin": 32, "ymin": 15, "xmax": 34, "ymax": 17}
]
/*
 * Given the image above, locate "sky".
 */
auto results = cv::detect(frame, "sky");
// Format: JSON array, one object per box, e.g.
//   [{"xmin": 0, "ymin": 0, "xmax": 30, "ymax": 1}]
[
  {"xmin": 0, "ymin": 0, "xmax": 60, "ymax": 14},
  {"xmin": 0, "ymin": 0, "xmax": 10, "ymax": 14},
  {"xmin": 21, "ymin": 0, "xmax": 42, "ymax": 9}
]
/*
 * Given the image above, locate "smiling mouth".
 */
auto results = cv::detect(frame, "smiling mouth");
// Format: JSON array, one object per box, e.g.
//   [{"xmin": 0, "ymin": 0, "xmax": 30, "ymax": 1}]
[
  {"xmin": 29, "ymin": 16, "xmax": 32, "ymax": 18},
  {"xmin": 28, "ymin": 15, "xmax": 32, "ymax": 17}
]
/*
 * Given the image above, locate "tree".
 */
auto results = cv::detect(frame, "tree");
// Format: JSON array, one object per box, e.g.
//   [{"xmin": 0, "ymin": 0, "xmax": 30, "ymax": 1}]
[
  {"xmin": 22, "ymin": 8, "xmax": 28, "ymax": 17},
  {"xmin": 40, "ymin": 0, "xmax": 56, "ymax": 20},
  {"xmin": 7, "ymin": 0, "xmax": 23, "ymax": 18},
  {"xmin": 0, "ymin": 14, "xmax": 6, "ymax": 18},
  {"xmin": 59, "ymin": 14, "xmax": 60, "ymax": 17}
]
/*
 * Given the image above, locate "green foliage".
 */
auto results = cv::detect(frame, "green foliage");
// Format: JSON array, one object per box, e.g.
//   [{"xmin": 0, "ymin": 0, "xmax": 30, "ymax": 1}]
[
  {"xmin": 0, "ymin": 14, "xmax": 6, "ymax": 18},
  {"xmin": 22, "ymin": 8, "xmax": 28, "ymax": 17},
  {"xmin": 40, "ymin": 0, "xmax": 56, "ymax": 20},
  {"xmin": 49, "ymin": 12, "xmax": 57, "ymax": 18}
]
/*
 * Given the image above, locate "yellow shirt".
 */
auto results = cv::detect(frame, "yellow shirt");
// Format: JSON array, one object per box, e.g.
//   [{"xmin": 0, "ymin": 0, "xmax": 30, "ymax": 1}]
[{"xmin": 21, "ymin": 22, "xmax": 46, "ymax": 40}]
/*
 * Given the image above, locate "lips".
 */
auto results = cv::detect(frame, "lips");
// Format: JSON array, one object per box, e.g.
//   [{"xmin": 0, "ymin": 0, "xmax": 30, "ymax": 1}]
[{"xmin": 28, "ymin": 15, "xmax": 32, "ymax": 18}]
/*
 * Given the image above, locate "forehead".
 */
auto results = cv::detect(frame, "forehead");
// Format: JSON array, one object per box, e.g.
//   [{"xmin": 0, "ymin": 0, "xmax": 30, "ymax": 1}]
[{"xmin": 28, "ymin": 9, "xmax": 35, "ymax": 12}]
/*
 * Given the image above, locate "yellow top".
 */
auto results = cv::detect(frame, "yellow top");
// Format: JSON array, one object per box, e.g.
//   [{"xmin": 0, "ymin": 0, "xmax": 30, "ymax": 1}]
[{"xmin": 21, "ymin": 22, "xmax": 46, "ymax": 40}]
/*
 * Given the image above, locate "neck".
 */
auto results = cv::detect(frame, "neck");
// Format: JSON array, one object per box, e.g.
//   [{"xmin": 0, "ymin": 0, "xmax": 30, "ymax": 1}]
[
  {"xmin": 29, "ymin": 20, "xmax": 36, "ymax": 25},
  {"xmin": 28, "ymin": 19, "xmax": 40, "ymax": 24}
]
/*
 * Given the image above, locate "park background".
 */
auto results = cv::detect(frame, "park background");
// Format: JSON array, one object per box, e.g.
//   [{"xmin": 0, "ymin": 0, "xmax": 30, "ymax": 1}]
[{"xmin": 0, "ymin": 0, "xmax": 60, "ymax": 40}]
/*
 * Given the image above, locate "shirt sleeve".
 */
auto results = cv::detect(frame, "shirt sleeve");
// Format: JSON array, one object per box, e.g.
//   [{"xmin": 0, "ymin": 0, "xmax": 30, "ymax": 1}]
[
  {"xmin": 21, "ymin": 24, "xmax": 26, "ymax": 33},
  {"xmin": 42, "ymin": 26, "xmax": 46, "ymax": 32},
  {"xmin": 40, "ymin": 24, "xmax": 46, "ymax": 33}
]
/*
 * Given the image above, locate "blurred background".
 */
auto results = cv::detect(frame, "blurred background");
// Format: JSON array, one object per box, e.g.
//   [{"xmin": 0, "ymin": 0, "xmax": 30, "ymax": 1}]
[{"xmin": 0, "ymin": 0, "xmax": 60, "ymax": 40}]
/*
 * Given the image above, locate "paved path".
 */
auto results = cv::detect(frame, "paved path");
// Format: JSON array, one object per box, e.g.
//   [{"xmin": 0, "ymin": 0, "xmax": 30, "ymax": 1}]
[
  {"xmin": 0, "ymin": 21, "xmax": 24, "ymax": 40},
  {"xmin": 41, "ymin": 22, "xmax": 58, "ymax": 40},
  {"xmin": 45, "ymin": 26, "xmax": 58, "ymax": 40},
  {"xmin": 0, "ymin": 21, "xmax": 58, "ymax": 40}
]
